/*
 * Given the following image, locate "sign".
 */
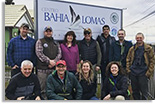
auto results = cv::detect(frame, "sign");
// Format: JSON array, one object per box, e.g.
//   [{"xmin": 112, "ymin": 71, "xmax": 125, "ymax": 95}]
[{"xmin": 35, "ymin": 0, "xmax": 122, "ymax": 40}]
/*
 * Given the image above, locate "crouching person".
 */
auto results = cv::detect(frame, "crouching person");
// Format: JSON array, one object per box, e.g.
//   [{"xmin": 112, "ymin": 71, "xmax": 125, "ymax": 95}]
[
  {"xmin": 76, "ymin": 60, "xmax": 99, "ymax": 100},
  {"xmin": 5, "ymin": 60, "xmax": 42, "ymax": 100},
  {"xmin": 101, "ymin": 61, "xmax": 129, "ymax": 100},
  {"xmin": 46, "ymin": 60, "xmax": 82, "ymax": 100}
]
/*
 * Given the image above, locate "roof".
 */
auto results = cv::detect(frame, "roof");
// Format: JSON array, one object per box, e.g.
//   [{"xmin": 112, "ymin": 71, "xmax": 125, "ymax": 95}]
[
  {"xmin": 5, "ymin": 5, "xmax": 33, "ymax": 28},
  {"xmin": 28, "ymin": 9, "xmax": 34, "ymax": 18}
]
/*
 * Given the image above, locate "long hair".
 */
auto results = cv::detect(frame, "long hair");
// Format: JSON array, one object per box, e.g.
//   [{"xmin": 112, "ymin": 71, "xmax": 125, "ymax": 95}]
[
  {"xmin": 78, "ymin": 60, "xmax": 94, "ymax": 84},
  {"xmin": 105, "ymin": 61, "xmax": 125, "ymax": 77},
  {"xmin": 63, "ymin": 31, "xmax": 76, "ymax": 46}
]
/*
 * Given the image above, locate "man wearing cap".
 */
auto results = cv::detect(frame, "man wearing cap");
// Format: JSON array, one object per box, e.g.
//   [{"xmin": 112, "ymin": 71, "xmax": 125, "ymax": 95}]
[
  {"xmin": 7, "ymin": 23, "xmax": 36, "ymax": 77},
  {"xmin": 78, "ymin": 28, "xmax": 101, "ymax": 76},
  {"xmin": 35, "ymin": 26, "xmax": 61, "ymax": 99},
  {"xmin": 46, "ymin": 60, "xmax": 82, "ymax": 100}
]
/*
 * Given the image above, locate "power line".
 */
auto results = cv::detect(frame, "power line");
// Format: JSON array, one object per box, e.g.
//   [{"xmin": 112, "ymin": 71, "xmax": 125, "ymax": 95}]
[
  {"xmin": 142, "ymin": 3, "xmax": 155, "ymax": 14},
  {"xmin": 124, "ymin": 10, "xmax": 155, "ymax": 27},
  {"xmin": 124, "ymin": 0, "xmax": 155, "ymax": 26}
]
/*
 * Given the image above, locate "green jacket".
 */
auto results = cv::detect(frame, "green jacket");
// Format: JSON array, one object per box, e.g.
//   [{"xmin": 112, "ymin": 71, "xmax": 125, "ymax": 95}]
[
  {"xmin": 46, "ymin": 70, "xmax": 82, "ymax": 100},
  {"xmin": 126, "ymin": 43, "xmax": 155, "ymax": 78}
]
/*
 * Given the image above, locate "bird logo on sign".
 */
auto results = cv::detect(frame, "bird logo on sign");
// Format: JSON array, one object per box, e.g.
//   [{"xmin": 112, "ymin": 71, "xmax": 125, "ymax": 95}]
[{"xmin": 68, "ymin": 5, "xmax": 84, "ymax": 30}]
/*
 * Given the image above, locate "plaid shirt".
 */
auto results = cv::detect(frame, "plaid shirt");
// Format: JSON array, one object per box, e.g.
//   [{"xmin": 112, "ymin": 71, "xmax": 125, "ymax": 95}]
[
  {"xmin": 7, "ymin": 35, "xmax": 36, "ymax": 67},
  {"xmin": 35, "ymin": 39, "xmax": 61, "ymax": 66}
]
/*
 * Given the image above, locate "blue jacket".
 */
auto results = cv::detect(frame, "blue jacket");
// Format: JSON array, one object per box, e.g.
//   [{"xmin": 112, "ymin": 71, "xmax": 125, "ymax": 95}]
[{"xmin": 109, "ymin": 40, "xmax": 132, "ymax": 68}]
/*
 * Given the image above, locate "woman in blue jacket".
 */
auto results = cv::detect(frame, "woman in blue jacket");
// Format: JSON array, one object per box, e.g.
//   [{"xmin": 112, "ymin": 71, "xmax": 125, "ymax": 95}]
[{"xmin": 101, "ymin": 61, "xmax": 129, "ymax": 100}]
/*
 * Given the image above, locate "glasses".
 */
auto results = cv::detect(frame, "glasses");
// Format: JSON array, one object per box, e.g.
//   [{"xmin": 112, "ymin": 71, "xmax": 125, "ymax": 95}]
[
  {"xmin": 57, "ymin": 66, "xmax": 66, "ymax": 69},
  {"xmin": 57, "ymin": 64, "xmax": 66, "ymax": 68}
]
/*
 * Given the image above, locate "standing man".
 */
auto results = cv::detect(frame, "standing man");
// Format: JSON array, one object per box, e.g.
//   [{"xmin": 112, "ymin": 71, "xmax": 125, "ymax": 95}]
[
  {"xmin": 78, "ymin": 28, "xmax": 101, "ymax": 75},
  {"xmin": 7, "ymin": 23, "xmax": 36, "ymax": 77},
  {"xmin": 109, "ymin": 29, "xmax": 132, "ymax": 71},
  {"xmin": 46, "ymin": 60, "xmax": 82, "ymax": 100},
  {"xmin": 126, "ymin": 32, "xmax": 155, "ymax": 100},
  {"xmin": 97, "ymin": 25, "xmax": 116, "ymax": 82},
  {"xmin": 5, "ymin": 60, "xmax": 41, "ymax": 100},
  {"xmin": 35, "ymin": 26, "xmax": 61, "ymax": 99}
]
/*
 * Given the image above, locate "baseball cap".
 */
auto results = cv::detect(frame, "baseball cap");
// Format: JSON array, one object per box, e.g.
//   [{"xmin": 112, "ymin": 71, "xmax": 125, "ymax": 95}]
[
  {"xmin": 20, "ymin": 23, "xmax": 29, "ymax": 29},
  {"xmin": 84, "ymin": 28, "xmax": 92, "ymax": 35},
  {"xmin": 44, "ymin": 26, "xmax": 52, "ymax": 31},
  {"xmin": 56, "ymin": 60, "xmax": 66, "ymax": 66}
]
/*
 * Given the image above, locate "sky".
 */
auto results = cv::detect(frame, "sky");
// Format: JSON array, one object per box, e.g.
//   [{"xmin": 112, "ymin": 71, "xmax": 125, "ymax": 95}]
[{"xmin": 9, "ymin": 0, "xmax": 155, "ymax": 43}]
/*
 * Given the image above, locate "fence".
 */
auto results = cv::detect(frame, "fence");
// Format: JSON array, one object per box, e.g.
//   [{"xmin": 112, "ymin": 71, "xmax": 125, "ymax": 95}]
[{"xmin": 5, "ymin": 65, "xmax": 11, "ymax": 82}]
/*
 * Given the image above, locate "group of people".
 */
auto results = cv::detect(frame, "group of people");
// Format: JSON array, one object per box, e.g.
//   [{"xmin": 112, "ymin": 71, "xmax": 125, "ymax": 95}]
[{"xmin": 5, "ymin": 23, "xmax": 155, "ymax": 100}]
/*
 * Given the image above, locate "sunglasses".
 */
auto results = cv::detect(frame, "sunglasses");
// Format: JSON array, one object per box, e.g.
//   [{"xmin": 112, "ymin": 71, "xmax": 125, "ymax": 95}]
[
  {"xmin": 45, "ymin": 30, "xmax": 52, "ymax": 32},
  {"xmin": 84, "ymin": 31, "xmax": 91, "ymax": 35}
]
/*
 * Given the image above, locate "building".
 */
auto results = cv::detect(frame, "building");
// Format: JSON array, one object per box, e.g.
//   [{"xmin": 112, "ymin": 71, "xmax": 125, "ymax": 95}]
[{"xmin": 5, "ymin": 5, "xmax": 34, "ymax": 47}]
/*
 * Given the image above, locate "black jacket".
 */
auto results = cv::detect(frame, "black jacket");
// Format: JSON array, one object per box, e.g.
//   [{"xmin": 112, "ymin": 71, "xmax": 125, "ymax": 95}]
[
  {"xmin": 97, "ymin": 34, "xmax": 116, "ymax": 63},
  {"xmin": 78, "ymin": 38, "xmax": 97, "ymax": 65},
  {"xmin": 5, "ymin": 73, "xmax": 41, "ymax": 100},
  {"xmin": 76, "ymin": 74, "xmax": 97, "ymax": 100},
  {"xmin": 101, "ymin": 74, "xmax": 129, "ymax": 100}
]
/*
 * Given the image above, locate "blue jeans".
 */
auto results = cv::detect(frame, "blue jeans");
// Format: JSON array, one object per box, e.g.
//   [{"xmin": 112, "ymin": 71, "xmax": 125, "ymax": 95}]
[{"xmin": 90, "ymin": 96, "xmax": 99, "ymax": 100}]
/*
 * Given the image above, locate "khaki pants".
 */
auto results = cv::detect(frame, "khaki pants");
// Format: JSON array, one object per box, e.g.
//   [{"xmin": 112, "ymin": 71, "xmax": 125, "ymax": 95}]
[
  {"xmin": 110, "ymin": 95, "xmax": 125, "ymax": 100},
  {"xmin": 92, "ymin": 64, "xmax": 98, "ymax": 77},
  {"xmin": 37, "ymin": 70, "xmax": 53, "ymax": 99}
]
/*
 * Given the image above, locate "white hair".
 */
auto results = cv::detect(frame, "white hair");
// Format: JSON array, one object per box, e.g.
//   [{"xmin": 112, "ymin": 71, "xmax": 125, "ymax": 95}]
[{"xmin": 21, "ymin": 60, "xmax": 33, "ymax": 68}]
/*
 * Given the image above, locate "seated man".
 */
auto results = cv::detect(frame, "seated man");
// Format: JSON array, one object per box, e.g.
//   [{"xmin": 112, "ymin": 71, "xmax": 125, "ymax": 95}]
[
  {"xmin": 46, "ymin": 60, "xmax": 82, "ymax": 100},
  {"xmin": 5, "ymin": 60, "xmax": 42, "ymax": 100}
]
